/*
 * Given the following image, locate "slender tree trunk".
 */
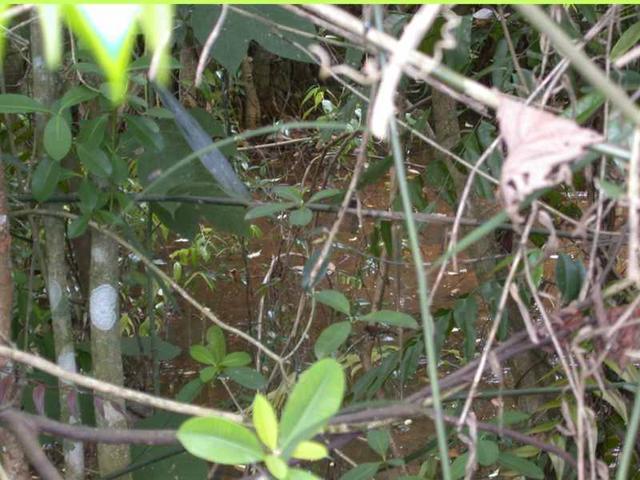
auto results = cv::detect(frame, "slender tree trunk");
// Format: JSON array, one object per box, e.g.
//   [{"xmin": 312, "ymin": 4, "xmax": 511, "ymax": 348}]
[
  {"xmin": 0, "ymin": 146, "xmax": 30, "ymax": 480},
  {"xmin": 89, "ymin": 230, "xmax": 131, "ymax": 477},
  {"xmin": 30, "ymin": 19, "xmax": 86, "ymax": 479}
]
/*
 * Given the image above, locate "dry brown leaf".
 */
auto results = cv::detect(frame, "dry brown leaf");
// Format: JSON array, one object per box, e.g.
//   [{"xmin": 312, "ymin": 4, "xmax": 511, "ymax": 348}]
[{"xmin": 497, "ymin": 95, "xmax": 603, "ymax": 222}]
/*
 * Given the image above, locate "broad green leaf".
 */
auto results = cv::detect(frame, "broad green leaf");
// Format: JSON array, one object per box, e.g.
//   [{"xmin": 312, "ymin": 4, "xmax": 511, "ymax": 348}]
[
  {"xmin": 597, "ymin": 179, "xmax": 625, "ymax": 200},
  {"xmin": 555, "ymin": 253, "xmax": 585, "ymax": 303},
  {"xmin": 289, "ymin": 207, "xmax": 312, "ymax": 227},
  {"xmin": 199, "ymin": 366, "xmax": 218, "ymax": 383},
  {"xmin": 274, "ymin": 186, "xmax": 303, "ymax": 203},
  {"xmin": 279, "ymin": 358, "xmax": 345, "ymax": 454},
  {"xmin": 146, "ymin": 106, "xmax": 174, "ymax": 119},
  {"xmin": 252, "ymin": 394, "xmax": 278, "ymax": 451},
  {"xmin": 126, "ymin": 115, "xmax": 164, "ymax": 152},
  {"xmin": 225, "ymin": 367, "xmax": 267, "ymax": 390},
  {"xmin": 314, "ymin": 322, "xmax": 351, "ymax": 359},
  {"xmin": 78, "ymin": 179, "xmax": 99, "ymax": 214},
  {"xmin": 291, "ymin": 441, "xmax": 328, "ymax": 461},
  {"xmin": 190, "ymin": 345, "xmax": 216, "ymax": 366},
  {"xmin": 44, "ymin": 115, "xmax": 72, "ymax": 161},
  {"xmin": 77, "ymin": 115, "xmax": 108, "ymax": 149},
  {"xmin": 245, "ymin": 5, "xmax": 315, "ymax": 63},
  {"xmin": 221, "ymin": 351, "xmax": 252, "ymax": 368},
  {"xmin": 177, "ymin": 417, "xmax": 265, "ymax": 464},
  {"xmin": 450, "ymin": 453, "xmax": 468, "ymax": 480},
  {"xmin": 32, "ymin": 157, "xmax": 61, "ymax": 202},
  {"xmin": 314, "ymin": 290, "xmax": 350, "ymax": 316},
  {"xmin": 265, "ymin": 455, "xmax": 288, "ymax": 480},
  {"xmin": 67, "ymin": 214, "xmax": 89, "ymax": 239},
  {"xmin": 288, "ymin": 469, "xmax": 321, "ymax": 480},
  {"xmin": 57, "ymin": 85, "xmax": 99, "ymax": 111},
  {"xmin": 0, "ymin": 94, "xmax": 50, "ymax": 113},
  {"xmin": 245, "ymin": 202, "xmax": 295, "ymax": 220},
  {"xmin": 308, "ymin": 188, "xmax": 343, "ymax": 203},
  {"xmin": 339, "ymin": 462, "xmax": 380, "ymax": 480},
  {"xmin": 358, "ymin": 310, "xmax": 419, "ymax": 329},
  {"xmin": 477, "ymin": 439, "xmax": 499, "ymax": 466},
  {"xmin": 77, "ymin": 143, "xmax": 112, "ymax": 178},
  {"xmin": 611, "ymin": 21, "xmax": 640, "ymax": 60},
  {"xmin": 366, "ymin": 430, "xmax": 390, "ymax": 459},
  {"xmin": 497, "ymin": 452, "xmax": 544, "ymax": 479},
  {"xmin": 206, "ymin": 326, "xmax": 226, "ymax": 363}
]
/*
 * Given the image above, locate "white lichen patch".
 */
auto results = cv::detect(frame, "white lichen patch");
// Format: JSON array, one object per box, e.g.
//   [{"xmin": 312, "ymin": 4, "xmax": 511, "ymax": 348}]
[
  {"xmin": 92, "ymin": 246, "xmax": 107, "ymax": 265},
  {"xmin": 0, "ymin": 214, "xmax": 7, "ymax": 225},
  {"xmin": 90, "ymin": 284, "xmax": 118, "ymax": 331},
  {"xmin": 49, "ymin": 279, "xmax": 62, "ymax": 311}
]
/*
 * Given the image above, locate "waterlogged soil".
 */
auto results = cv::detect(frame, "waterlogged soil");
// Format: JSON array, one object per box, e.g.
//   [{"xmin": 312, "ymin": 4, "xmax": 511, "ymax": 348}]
[{"xmin": 153, "ymin": 163, "xmax": 544, "ymax": 477}]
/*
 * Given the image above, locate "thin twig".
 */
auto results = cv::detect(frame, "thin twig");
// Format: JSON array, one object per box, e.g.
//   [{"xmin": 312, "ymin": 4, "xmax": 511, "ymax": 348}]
[{"xmin": 195, "ymin": 4, "xmax": 228, "ymax": 87}]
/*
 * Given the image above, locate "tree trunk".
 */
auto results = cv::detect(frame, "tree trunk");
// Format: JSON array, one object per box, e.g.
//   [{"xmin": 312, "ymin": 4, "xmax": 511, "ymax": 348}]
[
  {"xmin": 30, "ymin": 18, "xmax": 85, "ymax": 479},
  {"xmin": 89, "ymin": 231, "xmax": 131, "ymax": 477}
]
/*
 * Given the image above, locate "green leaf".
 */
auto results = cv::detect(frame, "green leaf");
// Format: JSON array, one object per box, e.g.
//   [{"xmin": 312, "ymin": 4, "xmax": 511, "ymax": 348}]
[
  {"xmin": 450, "ymin": 453, "xmax": 468, "ymax": 480},
  {"xmin": 77, "ymin": 115, "xmax": 108, "ymax": 149},
  {"xmin": 291, "ymin": 441, "xmax": 328, "ymax": 461},
  {"xmin": 287, "ymin": 469, "xmax": 321, "ymax": 480},
  {"xmin": 67, "ymin": 214, "xmax": 90, "ymax": 239},
  {"xmin": 32, "ymin": 157, "xmax": 61, "ymax": 202},
  {"xmin": 43, "ymin": 115, "xmax": 72, "ymax": 161},
  {"xmin": 146, "ymin": 106, "xmax": 174, "ymax": 119},
  {"xmin": 497, "ymin": 452, "xmax": 544, "ymax": 479},
  {"xmin": 477, "ymin": 439, "xmax": 499, "ymax": 466},
  {"xmin": 612, "ymin": 21, "xmax": 640, "ymax": 60},
  {"xmin": 126, "ymin": 115, "xmax": 164, "ymax": 152},
  {"xmin": 273, "ymin": 186, "xmax": 303, "ymax": 203},
  {"xmin": 453, "ymin": 296, "xmax": 478, "ymax": 361},
  {"xmin": 555, "ymin": 253, "xmax": 585, "ymax": 303},
  {"xmin": 245, "ymin": 202, "xmax": 295, "ymax": 220},
  {"xmin": 252, "ymin": 394, "xmax": 278, "ymax": 451},
  {"xmin": 77, "ymin": 143, "xmax": 112, "ymax": 178},
  {"xmin": 308, "ymin": 188, "xmax": 343, "ymax": 203},
  {"xmin": 206, "ymin": 326, "xmax": 226, "ymax": 363},
  {"xmin": 190, "ymin": 345, "xmax": 217, "ymax": 366},
  {"xmin": 289, "ymin": 207, "xmax": 312, "ymax": 227},
  {"xmin": 339, "ymin": 462, "xmax": 380, "ymax": 480},
  {"xmin": 199, "ymin": 366, "xmax": 218, "ymax": 383},
  {"xmin": 177, "ymin": 417, "xmax": 265, "ymax": 464},
  {"xmin": 367, "ymin": 429, "xmax": 390, "ymax": 458},
  {"xmin": 358, "ymin": 310, "xmax": 419, "ymax": 329},
  {"xmin": 57, "ymin": 85, "xmax": 99, "ymax": 111},
  {"xmin": 314, "ymin": 322, "xmax": 351, "ymax": 359},
  {"xmin": 78, "ymin": 179, "xmax": 99, "ymax": 214},
  {"xmin": 0, "ymin": 94, "xmax": 51, "ymax": 113},
  {"xmin": 597, "ymin": 179, "xmax": 625, "ymax": 200},
  {"xmin": 279, "ymin": 358, "xmax": 345, "ymax": 454},
  {"xmin": 314, "ymin": 290, "xmax": 350, "ymax": 316},
  {"xmin": 265, "ymin": 455, "xmax": 289, "ymax": 480},
  {"xmin": 221, "ymin": 351, "xmax": 251, "ymax": 368},
  {"xmin": 225, "ymin": 367, "xmax": 267, "ymax": 390}
]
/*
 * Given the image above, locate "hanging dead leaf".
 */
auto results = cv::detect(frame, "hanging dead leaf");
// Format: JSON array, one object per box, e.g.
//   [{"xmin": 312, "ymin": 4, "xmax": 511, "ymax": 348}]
[{"xmin": 497, "ymin": 95, "xmax": 603, "ymax": 222}]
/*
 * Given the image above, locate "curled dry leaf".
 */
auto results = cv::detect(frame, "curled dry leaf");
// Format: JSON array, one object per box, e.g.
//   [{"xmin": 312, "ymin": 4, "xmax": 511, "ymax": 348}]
[{"xmin": 497, "ymin": 95, "xmax": 603, "ymax": 223}]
